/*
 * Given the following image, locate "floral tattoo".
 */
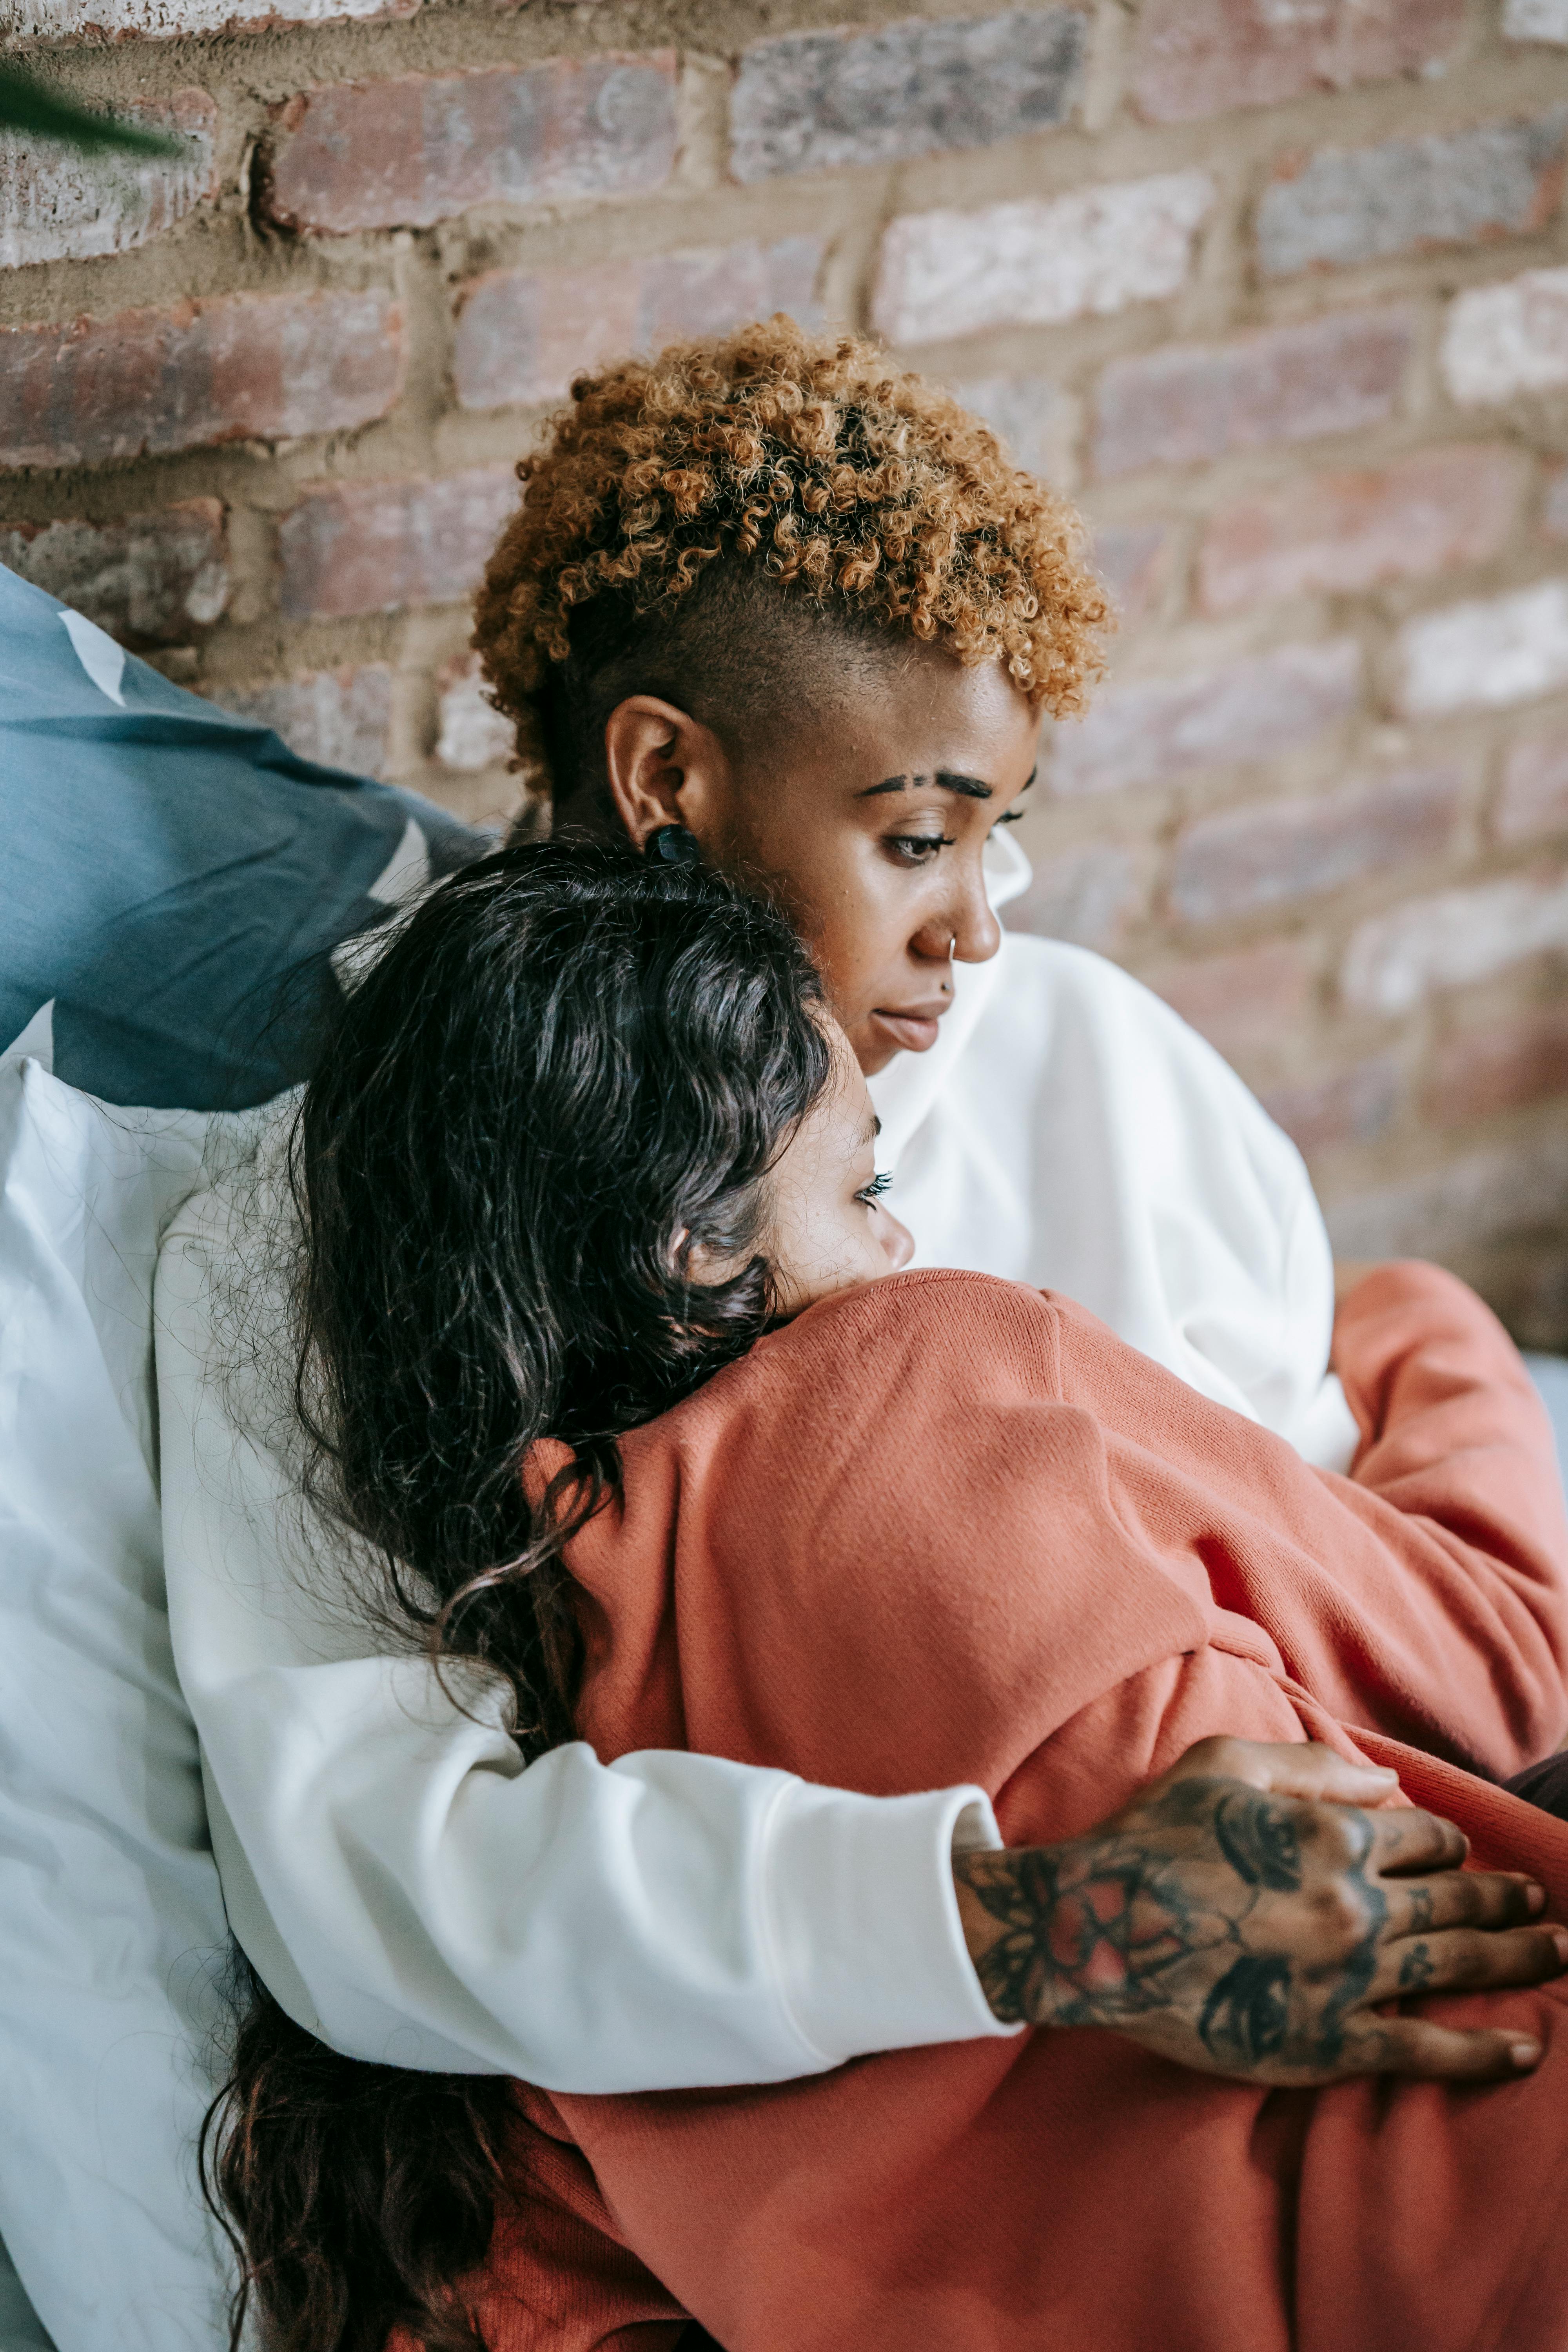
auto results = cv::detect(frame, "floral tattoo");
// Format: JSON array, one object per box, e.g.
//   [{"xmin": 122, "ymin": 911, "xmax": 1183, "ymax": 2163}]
[{"xmin": 954, "ymin": 1780, "xmax": 1390, "ymax": 2073}]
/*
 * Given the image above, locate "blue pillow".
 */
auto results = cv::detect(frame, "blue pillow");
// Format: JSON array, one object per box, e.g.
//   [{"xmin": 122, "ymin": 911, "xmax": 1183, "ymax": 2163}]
[{"xmin": 0, "ymin": 564, "xmax": 485, "ymax": 1110}]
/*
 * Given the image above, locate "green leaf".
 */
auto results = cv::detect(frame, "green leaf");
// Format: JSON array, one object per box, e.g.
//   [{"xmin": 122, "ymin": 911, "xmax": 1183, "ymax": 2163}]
[{"xmin": 0, "ymin": 64, "xmax": 187, "ymax": 158}]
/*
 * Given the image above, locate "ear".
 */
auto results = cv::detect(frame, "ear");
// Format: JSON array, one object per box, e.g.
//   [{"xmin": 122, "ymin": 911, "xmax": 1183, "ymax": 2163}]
[
  {"xmin": 603, "ymin": 696, "xmax": 733, "ymax": 852},
  {"xmin": 665, "ymin": 1221, "xmax": 744, "ymax": 1290}
]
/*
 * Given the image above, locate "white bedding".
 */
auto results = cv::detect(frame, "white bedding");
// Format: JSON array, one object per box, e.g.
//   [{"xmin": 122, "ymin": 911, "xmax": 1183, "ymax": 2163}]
[{"xmin": 0, "ymin": 1025, "xmax": 236, "ymax": 2351}]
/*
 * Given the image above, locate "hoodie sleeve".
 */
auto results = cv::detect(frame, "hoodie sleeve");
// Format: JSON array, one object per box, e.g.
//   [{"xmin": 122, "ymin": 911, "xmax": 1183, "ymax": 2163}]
[
  {"xmin": 155, "ymin": 1185, "xmax": 1011, "ymax": 2094},
  {"xmin": 1047, "ymin": 1260, "xmax": 1568, "ymax": 1779}
]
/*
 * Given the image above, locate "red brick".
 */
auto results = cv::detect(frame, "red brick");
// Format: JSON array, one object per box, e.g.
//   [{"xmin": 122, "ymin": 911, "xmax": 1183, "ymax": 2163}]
[
  {"xmin": 1145, "ymin": 938, "xmax": 1315, "ymax": 1054},
  {"xmin": 1498, "ymin": 732, "xmax": 1568, "ymax": 842},
  {"xmin": 1004, "ymin": 841, "xmax": 1142, "ymax": 949},
  {"xmin": 1257, "ymin": 113, "xmax": 1568, "ymax": 278},
  {"xmin": 1090, "ymin": 521, "xmax": 1169, "ymax": 621},
  {"xmin": 207, "ymin": 665, "xmax": 392, "ymax": 778},
  {"xmin": 1198, "ymin": 446, "xmax": 1524, "ymax": 616},
  {"xmin": 278, "ymin": 468, "xmax": 519, "ymax": 621},
  {"xmin": 1049, "ymin": 639, "xmax": 1360, "ymax": 800},
  {"xmin": 1169, "ymin": 766, "xmax": 1461, "ymax": 924},
  {"xmin": 1426, "ymin": 1004, "xmax": 1568, "ymax": 1125},
  {"xmin": 0, "ymin": 289, "xmax": 403, "ymax": 472},
  {"xmin": 1132, "ymin": 0, "xmax": 1464, "ymax": 126},
  {"xmin": 0, "ymin": 499, "xmax": 227, "ymax": 646},
  {"xmin": 1093, "ymin": 309, "xmax": 1414, "ymax": 481},
  {"xmin": 1260, "ymin": 1056, "xmax": 1400, "ymax": 1155},
  {"xmin": 0, "ymin": 91, "xmax": 217, "ymax": 269},
  {"xmin": 454, "ymin": 236, "xmax": 824, "ymax": 413},
  {"xmin": 263, "ymin": 55, "xmax": 677, "ymax": 237}
]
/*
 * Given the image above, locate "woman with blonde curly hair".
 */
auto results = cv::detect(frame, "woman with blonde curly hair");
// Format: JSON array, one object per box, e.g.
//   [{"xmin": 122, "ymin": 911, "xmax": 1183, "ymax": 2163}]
[
  {"xmin": 470, "ymin": 317, "xmax": 1356, "ymax": 1463},
  {"xmin": 159, "ymin": 323, "xmax": 1568, "ymax": 2351}
]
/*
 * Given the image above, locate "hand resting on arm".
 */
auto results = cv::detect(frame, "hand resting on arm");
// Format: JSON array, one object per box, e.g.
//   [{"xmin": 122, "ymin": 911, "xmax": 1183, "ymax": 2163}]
[
  {"xmin": 959, "ymin": 1259, "xmax": 1568, "ymax": 2085},
  {"xmin": 958, "ymin": 1737, "xmax": 1564, "ymax": 2084}
]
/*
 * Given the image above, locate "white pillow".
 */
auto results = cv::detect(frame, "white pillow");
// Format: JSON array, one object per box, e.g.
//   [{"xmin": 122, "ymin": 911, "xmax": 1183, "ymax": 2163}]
[{"xmin": 0, "ymin": 1031, "xmax": 235, "ymax": 2350}]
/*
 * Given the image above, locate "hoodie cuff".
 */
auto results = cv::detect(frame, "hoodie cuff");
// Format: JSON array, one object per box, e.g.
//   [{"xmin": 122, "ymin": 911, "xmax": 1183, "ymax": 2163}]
[{"xmin": 759, "ymin": 1778, "xmax": 1022, "ymax": 2069}]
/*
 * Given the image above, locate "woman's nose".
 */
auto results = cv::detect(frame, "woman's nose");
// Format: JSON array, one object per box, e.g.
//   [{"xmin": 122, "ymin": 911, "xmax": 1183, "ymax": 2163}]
[
  {"xmin": 875, "ymin": 1207, "xmax": 916, "ymax": 1272},
  {"xmin": 915, "ymin": 880, "xmax": 1001, "ymax": 968}
]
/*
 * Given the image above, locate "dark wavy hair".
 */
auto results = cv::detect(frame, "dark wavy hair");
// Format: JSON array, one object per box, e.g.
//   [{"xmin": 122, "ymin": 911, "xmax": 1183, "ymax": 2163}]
[{"xmin": 203, "ymin": 839, "xmax": 833, "ymax": 2352}]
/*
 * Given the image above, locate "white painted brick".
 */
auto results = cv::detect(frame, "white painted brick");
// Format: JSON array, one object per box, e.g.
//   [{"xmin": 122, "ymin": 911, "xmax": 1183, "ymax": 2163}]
[
  {"xmin": 207, "ymin": 666, "xmax": 392, "ymax": 779},
  {"xmin": 0, "ymin": 92, "xmax": 216, "ymax": 269},
  {"xmin": 436, "ymin": 657, "xmax": 513, "ymax": 773},
  {"xmin": 730, "ymin": 10, "xmax": 1086, "ymax": 182},
  {"xmin": 1397, "ymin": 579, "xmax": 1568, "ymax": 717},
  {"xmin": 1341, "ymin": 869, "xmax": 1568, "ymax": 1014},
  {"xmin": 0, "ymin": 501, "xmax": 227, "ymax": 645},
  {"xmin": 1441, "ymin": 265, "xmax": 1568, "ymax": 406},
  {"xmin": 871, "ymin": 170, "xmax": 1214, "ymax": 345},
  {"xmin": 946, "ymin": 373, "xmax": 1077, "ymax": 486},
  {"xmin": 1504, "ymin": 0, "xmax": 1568, "ymax": 42},
  {"xmin": 5, "ymin": 0, "xmax": 405, "ymax": 31}
]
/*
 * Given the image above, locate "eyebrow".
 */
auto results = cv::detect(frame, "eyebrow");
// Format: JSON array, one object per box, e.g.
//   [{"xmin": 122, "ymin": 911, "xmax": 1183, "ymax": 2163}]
[{"xmin": 858, "ymin": 769, "xmax": 994, "ymax": 801}]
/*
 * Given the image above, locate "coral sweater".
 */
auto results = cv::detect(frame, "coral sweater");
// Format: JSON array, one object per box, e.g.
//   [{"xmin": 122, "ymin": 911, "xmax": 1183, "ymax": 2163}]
[{"xmin": 449, "ymin": 1263, "xmax": 1568, "ymax": 2352}]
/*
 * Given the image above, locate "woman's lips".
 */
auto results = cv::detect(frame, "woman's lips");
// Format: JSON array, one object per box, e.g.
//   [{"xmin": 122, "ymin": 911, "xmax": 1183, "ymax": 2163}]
[{"xmin": 870, "ymin": 1007, "xmax": 945, "ymax": 1054}]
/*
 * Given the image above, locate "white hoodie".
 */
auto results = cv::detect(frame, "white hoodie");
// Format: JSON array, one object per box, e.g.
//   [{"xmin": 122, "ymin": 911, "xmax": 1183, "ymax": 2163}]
[
  {"xmin": 872, "ymin": 832, "xmax": 1359, "ymax": 1468},
  {"xmin": 156, "ymin": 838, "xmax": 1356, "ymax": 2092}
]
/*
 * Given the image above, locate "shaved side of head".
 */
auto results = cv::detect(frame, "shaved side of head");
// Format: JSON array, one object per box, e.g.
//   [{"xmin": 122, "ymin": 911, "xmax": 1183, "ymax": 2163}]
[{"xmin": 544, "ymin": 569, "xmax": 913, "ymax": 828}]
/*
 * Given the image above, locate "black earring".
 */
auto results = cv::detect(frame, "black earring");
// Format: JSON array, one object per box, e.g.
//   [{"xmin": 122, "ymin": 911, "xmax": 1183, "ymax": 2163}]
[{"xmin": 645, "ymin": 824, "xmax": 701, "ymax": 867}]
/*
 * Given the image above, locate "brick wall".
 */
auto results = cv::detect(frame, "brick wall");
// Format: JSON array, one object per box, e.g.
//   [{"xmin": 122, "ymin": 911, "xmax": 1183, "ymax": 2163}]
[{"xmin": 7, "ymin": 0, "xmax": 1568, "ymax": 1338}]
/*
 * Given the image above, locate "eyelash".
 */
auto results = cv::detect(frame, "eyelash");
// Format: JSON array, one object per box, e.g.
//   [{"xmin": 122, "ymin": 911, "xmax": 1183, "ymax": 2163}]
[
  {"xmin": 886, "ymin": 808, "xmax": 1025, "ymax": 862},
  {"xmin": 887, "ymin": 834, "xmax": 953, "ymax": 863},
  {"xmin": 856, "ymin": 1170, "xmax": 893, "ymax": 1205}
]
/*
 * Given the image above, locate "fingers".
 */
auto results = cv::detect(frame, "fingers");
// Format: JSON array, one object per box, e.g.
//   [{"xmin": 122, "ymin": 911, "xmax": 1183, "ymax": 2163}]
[
  {"xmin": 1365, "ymin": 1803, "xmax": 1468, "ymax": 1875},
  {"xmin": 1368, "ymin": 1922, "xmax": 1568, "ymax": 2007},
  {"xmin": 1165, "ymin": 1736, "xmax": 1399, "ymax": 1808},
  {"xmin": 1342, "ymin": 2016, "xmax": 1544, "ymax": 2083},
  {"xmin": 1383, "ymin": 1867, "xmax": 1548, "ymax": 1940}
]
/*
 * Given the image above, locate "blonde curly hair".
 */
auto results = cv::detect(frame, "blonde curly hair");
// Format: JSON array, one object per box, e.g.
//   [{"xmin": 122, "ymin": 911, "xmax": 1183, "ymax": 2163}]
[{"xmin": 473, "ymin": 316, "xmax": 1109, "ymax": 805}]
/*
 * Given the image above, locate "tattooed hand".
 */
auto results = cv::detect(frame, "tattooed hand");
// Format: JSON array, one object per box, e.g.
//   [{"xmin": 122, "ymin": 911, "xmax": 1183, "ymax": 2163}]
[{"xmin": 952, "ymin": 1737, "xmax": 1568, "ymax": 2085}]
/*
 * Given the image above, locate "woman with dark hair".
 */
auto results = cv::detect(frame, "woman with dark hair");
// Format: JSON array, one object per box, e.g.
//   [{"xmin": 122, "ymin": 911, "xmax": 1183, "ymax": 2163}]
[{"xmin": 178, "ymin": 839, "xmax": 1568, "ymax": 2352}]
